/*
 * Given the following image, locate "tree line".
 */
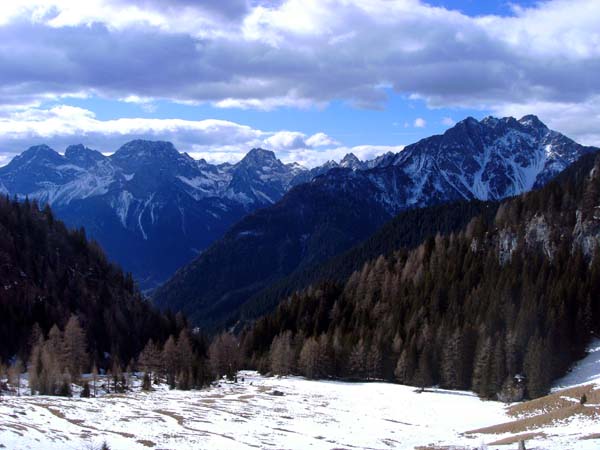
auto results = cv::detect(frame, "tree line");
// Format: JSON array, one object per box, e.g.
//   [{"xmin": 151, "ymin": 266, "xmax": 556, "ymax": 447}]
[
  {"xmin": 241, "ymin": 153, "xmax": 600, "ymax": 400},
  {"xmin": 0, "ymin": 195, "xmax": 232, "ymax": 396}
]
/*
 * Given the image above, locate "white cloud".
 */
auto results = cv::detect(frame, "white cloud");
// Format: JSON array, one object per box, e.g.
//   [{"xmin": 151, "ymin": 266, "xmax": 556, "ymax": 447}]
[
  {"xmin": 0, "ymin": 0, "xmax": 598, "ymax": 146},
  {"xmin": 264, "ymin": 131, "xmax": 308, "ymax": 150},
  {"xmin": 491, "ymin": 96, "xmax": 600, "ymax": 147},
  {"xmin": 414, "ymin": 117, "xmax": 427, "ymax": 128},
  {"xmin": 441, "ymin": 117, "xmax": 455, "ymax": 126},
  {"xmin": 305, "ymin": 132, "xmax": 340, "ymax": 147},
  {"xmin": 0, "ymin": 105, "xmax": 396, "ymax": 168}
]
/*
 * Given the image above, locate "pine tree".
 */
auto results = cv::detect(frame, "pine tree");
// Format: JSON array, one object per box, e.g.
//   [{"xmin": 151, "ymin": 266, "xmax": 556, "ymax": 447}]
[
  {"xmin": 270, "ymin": 331, "xmax": 294, "ymax": 376},
  {"xmin": 366, "ymin": 340, "xmax": 382, "ymax": 380},
  {"xmin": 394, "ymin": 341, "xmax": 417, "ymax": 385},
  {"xmin": 138, "ymin": 339, "xmax": 162, "ymax": 383},
  {"xmin": 142, "ymin": 372, "xmax": 152, "ymax": 391},
  {"xmin": 81, "ymin": 381, "xmax": 91, "ymax": 398},
  {"xmin": 163, "ymin": 335, "xmax": 178, "ymax": 388},
  {"xmin": 7, "ymin": 359, "xmax": 23, "ymax": 396},
  {"xmin": 414, "ymin": 347, "xmax": 433, "ymax": 389},
  {"xmin": 91, "ymin": 363, "xmax": 98, "ymax": 397},
  {"xmin": 176, "ymin": 330, "xmax": 194, "ymax": 389},
  {"xmin": 63, "ymin": 315, "xmax": 88, "ymax": 380},
  {"xmin": 298, "ymin": 337, "xmax": 320, "ymax": 379},
  {"xmin": 523, "ymin": 335, "xmax": 552, "ymax": 399},
  {"xmin": 208, "ymin": 332, "xmax": 240, "ymax": 381},
  {"xmin": 348, "ymin": 339, "xmax": 366, "ymax": 379},
  {"xmin": 472, "ymin": 336, "xmax": 494, "ymax": 398}
]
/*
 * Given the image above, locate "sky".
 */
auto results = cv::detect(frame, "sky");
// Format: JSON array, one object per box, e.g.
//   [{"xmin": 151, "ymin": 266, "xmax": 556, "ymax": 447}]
[{"xmin": 0, "ymin": 0, "xmax": 599, "ymax": 167}]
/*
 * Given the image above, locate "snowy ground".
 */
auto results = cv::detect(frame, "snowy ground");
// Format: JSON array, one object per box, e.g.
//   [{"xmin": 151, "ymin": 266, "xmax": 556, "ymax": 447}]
[
  {"xmin": 1, "ymin": 342, "xmax": 600, "ymax": 450},
  {"xmin": 1, "ymin": 372, "xmax": 507, "ymax": 450},
  {"xmin": 553, "ymin": 338, "xmax": 600, "ymax": 390}
]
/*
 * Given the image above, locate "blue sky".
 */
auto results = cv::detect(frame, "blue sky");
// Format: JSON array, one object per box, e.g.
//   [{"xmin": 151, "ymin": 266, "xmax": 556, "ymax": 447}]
[
  {"xmin": 0, "ymin": 0, "xmax": 598, "ymax": 167},
  {"xmin": 54, "ymin": 90, "xmax": 486, "ymax": 147},
  {"xmin": 426, "ymin": 0, "xmax": 541, "ymax": 16}
]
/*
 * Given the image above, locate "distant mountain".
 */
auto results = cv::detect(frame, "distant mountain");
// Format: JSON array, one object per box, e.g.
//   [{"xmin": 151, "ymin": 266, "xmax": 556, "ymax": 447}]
[
  {"xmin": 153, "ymin": 115, "xmax": 598, "ymax": 329},
  {"xmin": 0, "ymin": 141, "xmax": 362, "ymax": 288}
]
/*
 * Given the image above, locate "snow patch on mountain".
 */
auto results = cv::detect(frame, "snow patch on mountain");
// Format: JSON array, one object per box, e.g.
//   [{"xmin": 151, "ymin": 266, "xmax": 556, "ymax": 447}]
[{"xmin": 112, "ymin": 191, "xmax": 134, "ymax": 227}]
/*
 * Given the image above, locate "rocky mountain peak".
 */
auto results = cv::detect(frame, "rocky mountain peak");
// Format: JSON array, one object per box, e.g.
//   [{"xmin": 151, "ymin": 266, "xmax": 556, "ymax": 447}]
[
  {"xmin": 240, "ymin": 148, "xmax": 280, "ymax": 167},
  {"xmin": 519, "ymin": 114, "xmax": 548, "ymax": 130},
  {"xmin": 111, "ymin": 140, "xmax": 181, "ymax": 164},
  {"xmin": 340, "ymin": 153, "xmax": 364, "ymax": 170},
  {"xmin": 64, "ymin": 144, "xmax": 106, "ymax": 167}
]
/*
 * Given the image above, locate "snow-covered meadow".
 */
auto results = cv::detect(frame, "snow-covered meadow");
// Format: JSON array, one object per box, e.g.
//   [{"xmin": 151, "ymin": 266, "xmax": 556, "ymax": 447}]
[
  {"xmin": 0, "ymin": 371, "xmax": 505, "ymax": 450},
  {"xmin": 2, "ymin": 342, "xmax": 600, "ymax": 450}
]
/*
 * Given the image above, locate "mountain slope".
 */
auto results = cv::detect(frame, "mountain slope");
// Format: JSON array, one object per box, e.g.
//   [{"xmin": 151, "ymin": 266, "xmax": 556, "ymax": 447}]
[
  {"xmin": 153, "ymin": 172, "xmax": 391, "ymax": 327},
  {"xmin": 243, "ymin": 151, "xmax": 600, "ymax": 399},
  {"xmin": 241, "ymin": 199, "xmax": 500, "ymax": 321},
  {"xmin": 0, "ymin": 142, "xmax": 312, "ymax": 288},
  {"xmin": 154, "ymin": 115, "xmax": 597, "ymax": 329},
  {"xmin": 0, "ymin": 197, "xmax": 182, "ymax": 365}
]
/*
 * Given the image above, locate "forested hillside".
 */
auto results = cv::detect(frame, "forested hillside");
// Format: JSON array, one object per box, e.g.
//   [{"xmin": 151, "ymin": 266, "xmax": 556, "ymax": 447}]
[
  {"xmin": 155, "ymin": 115, "xmax": 596, "ymax": 331},
  {"xmin": 241, "ymin": 200, "xmax": 499, "ymax": 322},
  {"xmin": 0, "ymin": 196, "xmax": 183, "ymax": 367},
  {"xmin": 242, "ymin": 152, "xmax": 600, "ymax": 399},
  {"xmin": 153, "ymin": 173, "xmax": 391, "ymax": 329}
]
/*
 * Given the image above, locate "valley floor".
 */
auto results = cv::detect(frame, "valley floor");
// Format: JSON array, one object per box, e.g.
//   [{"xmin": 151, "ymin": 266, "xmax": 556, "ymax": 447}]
[{"xmin": 2, "ymin": 342, "xmax": 600, "ymax": 450}]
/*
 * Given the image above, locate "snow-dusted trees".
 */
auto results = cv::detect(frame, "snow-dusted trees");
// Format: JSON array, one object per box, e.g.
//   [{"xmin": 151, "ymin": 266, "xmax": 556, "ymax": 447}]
[{"xmin": 209, "ymin": 332, "xmax": 240, "ymax": 380}]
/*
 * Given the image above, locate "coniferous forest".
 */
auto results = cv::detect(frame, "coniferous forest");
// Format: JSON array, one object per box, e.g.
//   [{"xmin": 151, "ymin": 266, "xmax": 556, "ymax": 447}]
[
  {"xmin": 0, "ymin": 195, "xmax": 220, "ymax": 394},
  {"xmin": 241, "ymin": 153, "xmax": 600, "ymax": 400}
]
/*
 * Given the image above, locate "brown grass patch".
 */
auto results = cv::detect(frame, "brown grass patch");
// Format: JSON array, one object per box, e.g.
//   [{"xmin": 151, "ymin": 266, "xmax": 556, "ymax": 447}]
[
  {"xmin": 508, "ymin": 383, "xmax": 599, "ymax": 418},
  {"xmin": 487, "ymin": 432, "xmax": 546, "ymax": 445},
  {"xmin": 414, "ymin": 446, "xmax": 470, "ymax": 450},
  {"xmin": 468, "ymin": 403, "xmax": 597, "ymax": 435},
  {"xmin": 581, "ymin": 433, "xmax": 600, "ymax": 440},
  {"xmin": 154, "ymin": 409, "xmax": 185, "ymax": 426},
  {"xmin": 136, "ymin": 439, "xmax": 156, "ymax": 447}
]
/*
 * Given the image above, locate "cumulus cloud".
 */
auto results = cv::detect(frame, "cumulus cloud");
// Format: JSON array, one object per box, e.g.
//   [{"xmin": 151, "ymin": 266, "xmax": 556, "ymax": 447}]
[
  {"xmin": 414, "ymin": 118, "xmax": 427, "ymax": 128},
  {"xmin": 0, "ymin": 105, "xmax": 378, "ymax": 168},
  {"xmin": 305, "ymin": 132, "xmax": 340, "ymax": 147},
  {"xmin": 0, "ymin": 2, "xmax": 598, "ymax": 110},
  {"xmin": 0, "ymin": 0, "xmax": 598, "ymax": 146}
]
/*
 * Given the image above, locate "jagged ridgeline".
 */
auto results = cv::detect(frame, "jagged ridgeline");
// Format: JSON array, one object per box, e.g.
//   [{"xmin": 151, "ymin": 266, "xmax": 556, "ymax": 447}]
[
  {"xmin": 154, "ymin": 115, "xmax": 597, "ymax": 331},
  {"xmin": 242, "ymin": 152, "xmax": 600, "ymax": 399},
  {"xmin": 0, "ymin": 196, "xmax": 183, "ymax": 366}
]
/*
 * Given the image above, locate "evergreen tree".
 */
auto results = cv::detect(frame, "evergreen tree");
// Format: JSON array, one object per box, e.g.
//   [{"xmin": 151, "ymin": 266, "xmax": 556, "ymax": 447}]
[{"xmin": 63, "ymin": 315, "xmax": 88, "ymax": 380}]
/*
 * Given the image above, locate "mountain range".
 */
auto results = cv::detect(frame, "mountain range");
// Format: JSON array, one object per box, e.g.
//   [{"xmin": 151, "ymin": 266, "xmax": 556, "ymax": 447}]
[
  {"xmin": 153, "ymin": 115, "xmax": 598, "ymax": 328},
  {"xmin": 0, "ymin": 141, "xmax": 370, "ymax": 288},
  {"xmin": 241, "ymin": 150, "xmax": 600, "ymax": 399}
]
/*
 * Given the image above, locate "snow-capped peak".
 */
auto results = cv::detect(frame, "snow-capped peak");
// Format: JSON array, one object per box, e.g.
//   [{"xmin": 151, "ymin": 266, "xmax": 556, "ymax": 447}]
[
  {"xmin": 340, "ymin": 153, "xmax": 364, "ymax": 170},
  {"xmin": 519, "ymin": 114, "xmax": 548, "ymax": 130}
]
